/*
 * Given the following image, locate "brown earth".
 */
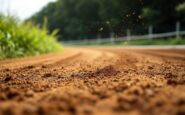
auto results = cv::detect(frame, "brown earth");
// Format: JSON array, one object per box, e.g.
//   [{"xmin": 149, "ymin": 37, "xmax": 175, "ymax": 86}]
[{"xmin": 0, "ymin": 48, "xmax": 185, "ymax": 115}]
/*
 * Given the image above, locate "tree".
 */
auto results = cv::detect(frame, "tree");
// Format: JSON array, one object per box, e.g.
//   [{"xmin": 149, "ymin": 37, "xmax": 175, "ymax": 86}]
[{"xmin": 29, "ymin": 0, "xmax": 185, "ymax": 40}]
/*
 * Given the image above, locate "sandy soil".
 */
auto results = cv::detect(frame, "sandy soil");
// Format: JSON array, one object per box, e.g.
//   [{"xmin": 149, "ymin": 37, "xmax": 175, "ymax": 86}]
[{"xmin": 0, "ymin": 48, "xmax": 185, "ymax": 115}]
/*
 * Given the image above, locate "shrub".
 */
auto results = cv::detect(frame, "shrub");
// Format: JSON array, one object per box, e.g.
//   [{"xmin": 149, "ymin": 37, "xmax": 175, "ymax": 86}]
[{"xmin": 0, "ymin": 15, "xmax": 62, "ymax": 59}]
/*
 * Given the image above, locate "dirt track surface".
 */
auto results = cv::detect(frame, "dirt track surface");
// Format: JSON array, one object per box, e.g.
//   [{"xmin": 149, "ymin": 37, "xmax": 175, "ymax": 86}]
[{"xmin": 0, "ymin": 48, "xmax": 185, "ymax": 115}]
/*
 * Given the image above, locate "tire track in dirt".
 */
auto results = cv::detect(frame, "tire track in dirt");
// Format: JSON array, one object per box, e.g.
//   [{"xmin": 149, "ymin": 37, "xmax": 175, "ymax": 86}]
[{"xmin": 0, "ymin": 48, "xmax": 185, "ymax": 115}]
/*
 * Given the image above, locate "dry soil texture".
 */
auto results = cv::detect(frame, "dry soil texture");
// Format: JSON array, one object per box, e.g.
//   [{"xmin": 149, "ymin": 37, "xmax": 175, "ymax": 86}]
[{"xmin": 0, "ymin": 48, "xmax": 185, "ymax": 115}]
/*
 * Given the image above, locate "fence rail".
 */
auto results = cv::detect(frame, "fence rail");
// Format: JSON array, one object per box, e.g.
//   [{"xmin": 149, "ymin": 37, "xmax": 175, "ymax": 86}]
[
  {"xmin": 63, "ymin": 30, "xmax": 185, "ymax": 45},
  {"xmin": 63, "ymin": 21, "xmax": 185, "ymax": 45}
]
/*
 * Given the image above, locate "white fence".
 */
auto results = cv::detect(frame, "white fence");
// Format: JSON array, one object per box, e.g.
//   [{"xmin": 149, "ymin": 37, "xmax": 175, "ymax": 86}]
[
  {"xmin": 63, "ymin": 22, "xmax": 185, "ymax": 45},
  {"xmin": 64, "ymin": 31, "xmax": 185, "ymax": 45}
]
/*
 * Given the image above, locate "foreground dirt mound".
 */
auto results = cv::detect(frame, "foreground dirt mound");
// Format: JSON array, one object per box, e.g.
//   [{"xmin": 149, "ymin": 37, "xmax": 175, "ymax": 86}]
[{"xmin": 0, "ymin": 48, "xmax": 185, "ymax": 115}]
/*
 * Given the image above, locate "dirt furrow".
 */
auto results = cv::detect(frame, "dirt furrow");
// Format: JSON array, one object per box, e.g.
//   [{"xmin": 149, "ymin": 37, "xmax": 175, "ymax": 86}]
[{"xmin": 0, "ymin": 48, "xmax": 185, "ymax": 115}]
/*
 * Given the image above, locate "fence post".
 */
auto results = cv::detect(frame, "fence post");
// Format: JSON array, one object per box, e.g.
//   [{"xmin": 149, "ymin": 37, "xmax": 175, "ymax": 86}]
[
  {"xmin": 148, "ymin": 25, "xmax": 153, "ymax": 39},
  {"xmin": 83, "ymin": 38, "xmax": 88, "ymax": 45},
  {"xmin": 126, "ymin": 29, "xmax": 131, "ymax": 41},
  {"xmin": 97, "ymin": 34, "xmax": 101, "ymax": 44},
  {"xmin": 176, "ymin": 21, "xmax": 180, "ymax": 39},
  {"xmin": 110, "ymin": 32, "xmax": 115, "ymax": 44}
]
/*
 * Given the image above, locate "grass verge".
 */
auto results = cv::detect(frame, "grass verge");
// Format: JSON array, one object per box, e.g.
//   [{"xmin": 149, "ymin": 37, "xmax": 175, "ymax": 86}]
[
  {"xmin": 0, "ymin": 15, "xmax": 63, "ymax": 59},
  {"xmin": 73, "ymin": 37, "xmax": 185, "ymax": 46},
  {"xmin": 121, "ymin": 38, "xmax": 185, "ymax": 45}
]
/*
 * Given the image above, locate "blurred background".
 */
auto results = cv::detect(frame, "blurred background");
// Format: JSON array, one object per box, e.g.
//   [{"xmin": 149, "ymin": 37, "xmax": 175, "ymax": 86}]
[
  {"xmin": 30, "ymin": 0, "xmax": 185, "ymax": 45},
  {"xmin": 35, "ymin": 0, "xmax": 185, "ymax": 36},
  {"xmin": 0, "ymin": 0, "xmax": 185, "ymax": 58}
]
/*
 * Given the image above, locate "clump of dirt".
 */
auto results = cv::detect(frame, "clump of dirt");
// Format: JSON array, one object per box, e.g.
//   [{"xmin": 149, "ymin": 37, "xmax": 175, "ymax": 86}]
[
  {"xmin": 95, "ymin": 65, "xmax": 119, "ymax": 76},
  {"xmin": 43, "ymin": 73, "xmax": 52, "ymax": 78},
  {"xmin": 70, "ymin": 65, "xmax": 119, "ymax": 78},
  {"xmin": 25, "ymin": 65, "xmax": 35, "ymax": 69},
  {"xmin": 4, "ymin": 74, "xmax": 12, "ymax": 82},
  {"xmin": 167, "ymin": 79, "xmax": 185, "ymax": 85},
  {"xmin": 0, "ymin": 87, "xmax": 21, "ymax": 101}
]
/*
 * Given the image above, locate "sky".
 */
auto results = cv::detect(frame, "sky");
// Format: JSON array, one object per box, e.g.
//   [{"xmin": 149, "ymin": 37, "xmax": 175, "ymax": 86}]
[{"xmin": 0, "ymin": 0, "xmax": 56, "ymax": 20}]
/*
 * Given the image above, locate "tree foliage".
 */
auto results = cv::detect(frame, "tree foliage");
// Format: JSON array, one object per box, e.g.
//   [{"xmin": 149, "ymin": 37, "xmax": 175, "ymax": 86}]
[{"xmin": 30, "ymin": 0, "xmax": 185, "ymax": 40}]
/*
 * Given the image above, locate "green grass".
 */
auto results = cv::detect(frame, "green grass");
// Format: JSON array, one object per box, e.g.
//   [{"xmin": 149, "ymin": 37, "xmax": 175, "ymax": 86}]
[
  {"xmin": 121, "ymin": 38, "xmax": 185, "ymax": 45},
  {"xmin": 73, "ymin": 37, "xmax": 185, "ymax": 46},
  {"xmin": 66, "ymin": 37, "xmax": 185, "ymax": 46},
  {"xmin": 0, "ymin": 15, "xmax": 63, "ymax": 59}
]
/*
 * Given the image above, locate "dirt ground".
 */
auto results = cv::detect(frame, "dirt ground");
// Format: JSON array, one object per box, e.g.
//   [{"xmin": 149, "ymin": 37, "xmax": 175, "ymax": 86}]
[{"xmin": 0, "ymin": 48, "xmax": 185, "ymax": 115}]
